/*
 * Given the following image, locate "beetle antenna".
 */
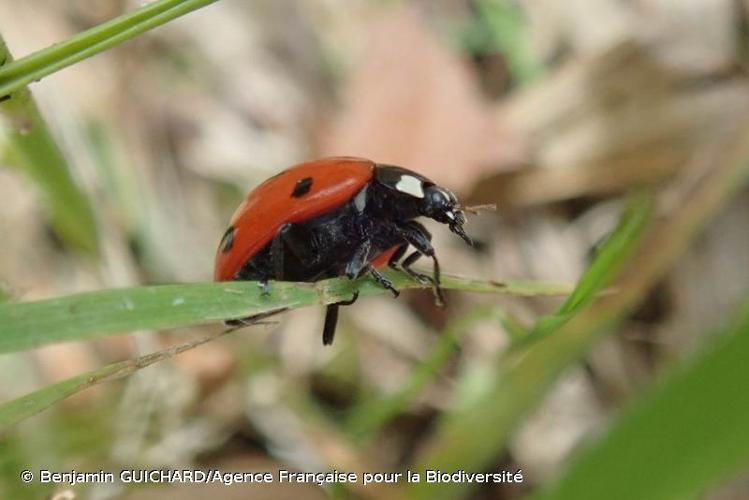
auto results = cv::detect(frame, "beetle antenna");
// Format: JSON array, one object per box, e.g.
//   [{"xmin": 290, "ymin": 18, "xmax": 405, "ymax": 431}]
[{"xmin": 461, "ymin": 203, "xmax": 497, "ymax": 215}]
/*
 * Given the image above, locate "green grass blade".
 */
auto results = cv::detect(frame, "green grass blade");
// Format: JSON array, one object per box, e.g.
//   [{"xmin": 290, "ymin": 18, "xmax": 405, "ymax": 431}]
[
  {"xmin": 534, "ymin": 298, "xmax": 749, "ymax": 500},
  {"xmin": 0, "ymin": 0, "xmax": 218, "ymax": 97},
  {"xmin": 0, "ymin": 329, "xmax": 233, "ymax": 431},
  {"xmin": 0, "ymin": 274, "xmax": 571, "ymax": 354},
  {"xmin": 559, "ymin": 192, "xmax": 653, "ymax": 314},
  {"xmin": 0, "ymin": 37, "xmax": 99, "ymax": 255},
  {"xmin": 516, "ymin": 191, "xmax": 654, "ymax": 346}
]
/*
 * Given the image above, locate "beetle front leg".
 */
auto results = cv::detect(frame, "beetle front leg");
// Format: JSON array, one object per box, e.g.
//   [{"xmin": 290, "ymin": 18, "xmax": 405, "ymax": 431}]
[
  {"xmin": 399, "ymin": 250, "xmax": 436, "ymax": 286},
  {"xmin": 387, "ymin": 243, "xmax": 409, "ymax": 270}
]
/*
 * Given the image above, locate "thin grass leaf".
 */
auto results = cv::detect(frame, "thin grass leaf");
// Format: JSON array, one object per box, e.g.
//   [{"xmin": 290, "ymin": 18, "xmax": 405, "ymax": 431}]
[
  {"xmin": 0, "ymin": 273, "xmax": 572, "ymax": 354},
  {"xmin": 0, "ymin": 329, "xmax": 234, "ymax": 431},
  {"xmin": 515, "ymin": 191, "xmax": 654, "ymax": 347},
  {"xmin": 535, "ymin": 297, "xmax": 749, "ymax": 500},
  {"xmin": 0, "ymin": 37, "xmax": 99, "ymax": 255},
  {"xmin": 0, "ymin": 0, "xmax": 218, "ymax": 98},
  {"xmin": 405, "ymin": 123, "xmax": 749, "ymax": 500},
  {"xmin": 559, "ymin": 193, "xmax": 653, "ymax": 314}
]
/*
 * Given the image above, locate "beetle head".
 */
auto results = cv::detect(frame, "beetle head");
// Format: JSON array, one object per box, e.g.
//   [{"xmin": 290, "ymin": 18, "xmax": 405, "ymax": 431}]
[
  {"xmin": 420, "ymin": 184, "xmax": 472, "ymax": 246},
  {"xmin": 374, "ymin": 165, "xmax": 473, "ymax": 246}
]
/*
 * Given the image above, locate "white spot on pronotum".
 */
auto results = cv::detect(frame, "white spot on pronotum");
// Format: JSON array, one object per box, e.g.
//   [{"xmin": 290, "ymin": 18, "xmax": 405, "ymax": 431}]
[
  {"xmin": 445, "ymin": 211, "xmax": 455, "ymax": 220},
  {"xmin": 122, "ymin": 298, "xmax": 134, "ymax": 311},
  {"xmin": 395, "ymin": 175, "xmax": 425, "ymax": 198},
  {"xmin": 172, "ymin": 297, "xmax": 185, "ymax": 306}
]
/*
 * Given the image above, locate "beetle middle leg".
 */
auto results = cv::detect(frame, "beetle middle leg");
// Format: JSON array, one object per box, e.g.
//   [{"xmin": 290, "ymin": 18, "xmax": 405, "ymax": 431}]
[
  {"xmin": 367, "ymin": 265, "xmax": 399, "ymax": 297},
  {"xmin": 269, "ymin": 223, "xmax": 318, "ymax": 280},
  {"xmin": 345, "ymin": 240, "xmax": 399, "ymax": 298},
  {"xmin": 396, "ymin": 221, "xmax": 445, "ymax": 306},
  {"xmin": 318, "ymin": 241, "xmax": 376, "ymax": 346},
  {"xmin": 323, "ymin": 291, "xmax": 359, "ymax": 346}
]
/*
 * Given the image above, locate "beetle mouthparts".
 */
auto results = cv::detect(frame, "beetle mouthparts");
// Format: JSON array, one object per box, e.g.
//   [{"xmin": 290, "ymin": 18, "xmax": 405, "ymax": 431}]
[{"xmin": 451, "ymin": 222, "xmax": 474, "ymax": 246}]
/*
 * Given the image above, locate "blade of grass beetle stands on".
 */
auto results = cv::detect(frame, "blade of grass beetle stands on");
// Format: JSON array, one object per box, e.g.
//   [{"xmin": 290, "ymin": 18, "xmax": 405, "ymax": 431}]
[
  {"xmin": 0, "ymin": 329, "xmax": 236, "ymax": 431},
  {"xmin": 405, "ymin": 123, "xmax": 749, "ymax": 500},
  {"xmin": 0, "ymin": 274, "xmax": 572, "ymax": 354},
  {"xmin": 0, "ymin": 0, "xmax": 219, "ymax": 98},
  {"xmin": 0, "ymin": 37, "xmax": 99, "ymax": 255},
  {"xmin": 535, "ymin": 298, "xmax": 749, "ymax": 500}
]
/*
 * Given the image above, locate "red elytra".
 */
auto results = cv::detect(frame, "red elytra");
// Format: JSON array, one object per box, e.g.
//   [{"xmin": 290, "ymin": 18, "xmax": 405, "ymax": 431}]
[{"xmin": 214, "ymin": 157, "xmax": 379, "ymax": 281}]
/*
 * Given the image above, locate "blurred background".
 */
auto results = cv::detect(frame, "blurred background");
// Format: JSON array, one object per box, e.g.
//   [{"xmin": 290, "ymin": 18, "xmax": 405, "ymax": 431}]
[{"xmin": 1, "ymin": 0, "xmax": 749, "ymax": 498}]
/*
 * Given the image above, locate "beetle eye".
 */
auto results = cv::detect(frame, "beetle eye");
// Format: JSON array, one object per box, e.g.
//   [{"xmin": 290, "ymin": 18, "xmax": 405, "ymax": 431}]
[{"xmin": 430, "ymin": 188, "xmax": 450, "ymax": 207}]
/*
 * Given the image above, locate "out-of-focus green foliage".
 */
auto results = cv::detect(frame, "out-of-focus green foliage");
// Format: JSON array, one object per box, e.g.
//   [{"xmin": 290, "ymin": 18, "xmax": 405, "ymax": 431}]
[
  {"xmin": 535, "ymin": 297, "xmax": 749, "ymax": 500},
  {"xmin": 466, "ymin": 0, "xmax": 541, "ymax": 85},
  {"xmin": 0, "ymin": 37, "xmax": 99, "ymax": 255},
  {"xmin": 0, "ymin": 401, "xmax": 114, "ymax": 499}
]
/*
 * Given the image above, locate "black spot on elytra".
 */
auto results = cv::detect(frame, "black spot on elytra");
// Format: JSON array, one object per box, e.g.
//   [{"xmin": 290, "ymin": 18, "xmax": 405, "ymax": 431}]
[
  {"xmin": 219, "ymin": 226, "xmax": 235, "ymax": 253},
  {"xmin": 292, "ymin": 177, "xmax": 313, "ymax": 197}
]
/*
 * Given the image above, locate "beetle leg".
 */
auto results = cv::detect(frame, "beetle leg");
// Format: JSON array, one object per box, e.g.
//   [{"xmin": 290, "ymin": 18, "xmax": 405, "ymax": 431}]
[
  {"xmin": 387, "ymin": 243, "xmax": 409, "ymax": 269},
  {"xmin": 324, "ymin": 239, "xmax": 372, "ymax": 346},
  {"xmin": 345, "ymin": 240, "xmax": 372, "ymax": 279},
  {"xmin": 397, "ymin": 221, "xmax": 445, "ymax": 306},
  {"xmin": 343, "ymin": 240, "xmax": 398, "ymax": 296},
  {"xmin": 322, "ymin": 291, "xmax": 359, "ymax": 345},
  {"xmin": 269, "ymin": 223, "xmax": 320, "ymax": 282},
  {"xmin": 269, "ymin": 224, "xmax": 292, "ymax": 281},
  {"xmin": 389, "ymin": 243, "xmax": 433, "ymax": 286},
  {"xmin": 322, "ymin": 305, "xmax": 340, "ymax": 346},
  {"xmin": 367, "ymin": 265, "xmax": 399, "ymax": 297},
  {"xmin": 400, "ymin": 250, "xmax": 436, "ymax": 285}
]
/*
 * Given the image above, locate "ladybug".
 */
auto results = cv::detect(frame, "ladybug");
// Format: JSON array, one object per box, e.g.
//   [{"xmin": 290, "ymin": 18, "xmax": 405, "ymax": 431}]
[{"xmin": 215, "ymin": 156, "xmax": 472, "ymax": 345}]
